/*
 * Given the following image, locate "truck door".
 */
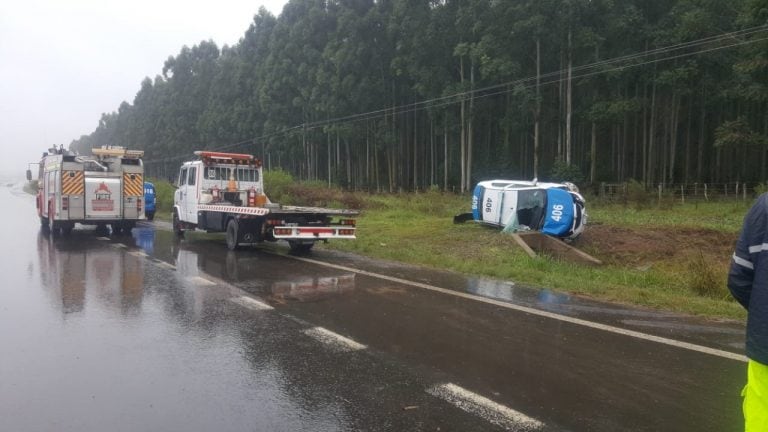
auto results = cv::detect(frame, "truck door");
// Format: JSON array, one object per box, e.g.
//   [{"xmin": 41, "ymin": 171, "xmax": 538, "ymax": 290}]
[
  {"xmin": 184, "ymin": 166, "xmax": 198, "ymax": 222},
  {"xmin": 175, "ymin": 167, "xmax": 189, "ymax": 222}
]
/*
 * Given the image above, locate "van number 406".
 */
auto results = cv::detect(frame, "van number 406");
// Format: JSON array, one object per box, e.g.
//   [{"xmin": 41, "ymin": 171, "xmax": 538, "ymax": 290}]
[{"xmin": 551, "ymin": 204, "xmax": 564, "ymax": 222}]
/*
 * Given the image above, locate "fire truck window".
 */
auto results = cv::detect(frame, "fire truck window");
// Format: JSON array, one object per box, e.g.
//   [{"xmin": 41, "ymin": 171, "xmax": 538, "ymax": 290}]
[
  {"xmin": 188, "ymin": 167, "xmax": 197, "ymax": 186},
  {"xmin": 207, "ymin": 167, "xmax": 217, "ymax": 179}
]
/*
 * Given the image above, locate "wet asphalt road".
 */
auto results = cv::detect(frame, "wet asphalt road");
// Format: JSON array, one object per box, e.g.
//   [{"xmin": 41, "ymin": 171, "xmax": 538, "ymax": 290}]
[{"xmin": 0, "ymin": 181, "xmax": 749, "ymax": 431}]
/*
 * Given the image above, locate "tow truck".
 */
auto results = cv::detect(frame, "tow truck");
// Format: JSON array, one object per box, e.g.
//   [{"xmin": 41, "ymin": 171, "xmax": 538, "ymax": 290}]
[{"xmin": 172, "ymin": 151, "xmax": 358, "ymax": 252}]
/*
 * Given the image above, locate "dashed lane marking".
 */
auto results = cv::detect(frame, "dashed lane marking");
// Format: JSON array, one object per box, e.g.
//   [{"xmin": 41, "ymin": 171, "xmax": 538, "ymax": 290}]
[
  {"xmin": 303, "ymin": 326, "xmax": 366, "ymax": 352},
  {"xmin": 96, "ymin": 237, "xmax": 110, "ymax": 241},
  {"xmin": 154, "ymin": 261, "xmax": 176, "ymax": 270},
  {"xmin": 229, "ymin": 296, "xmax": 274, "ymax": 311},
  {"xmin": 284, "ymin": 255, "xmax": 748, "ymax": 363},
  {"xmin": 128, "ymin": 251, "xmax": 148, "ymax": 258},
  {"xmin": 187, "ymin": 276, "xmax": 216, "ymax": 286},
  {"xmin": 427, "ymin": 383, "xmax": 544, "ymax": 431}
]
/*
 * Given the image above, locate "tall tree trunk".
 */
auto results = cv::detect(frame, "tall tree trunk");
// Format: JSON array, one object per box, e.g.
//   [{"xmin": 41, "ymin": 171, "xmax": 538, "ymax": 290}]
[
  {"xmin": 590, "ymin": 122, "xmax": 597, "ymax": 183},
  {"xmin": 466, "ymin": 55, "xmax": 475, "ymax": 192},
  {"xmin": 647, "ymin": 80, "xmax": 657, "ymax": 186},
  {"xmin": 459, "ymin": 56, "xmax": 466, "ymax": 193},
  {"xmin": 430, "ymin": 118, "xmax": 435, "ymax": 187},
  {"xmin": 642, "ymin": 84, "xmax": 648, "ymax": 185},
  {"xmin": 444, "ymin": 116, "xmax": 448, "ymax": 191},
  {"xmin": 557, "ymin": 49, "xmax": 564, "ymax": 160},
  {"xmin": 345, "ymin": 138, "xmax": 351, "ymax": 188},
  {"xmin": 668, "ymin": 94, "xmax": 679, "ymax": 183},
  {"xmin": 698, "ymin": 89, "xmax": 706, "ymax": 181},
  {"xmin": 565, "ymin": 29, "xmax": 573, "ymax": 166},
  {"xmin": 534, "ymin": 37, "xmax": 541, "ymax": 179}
]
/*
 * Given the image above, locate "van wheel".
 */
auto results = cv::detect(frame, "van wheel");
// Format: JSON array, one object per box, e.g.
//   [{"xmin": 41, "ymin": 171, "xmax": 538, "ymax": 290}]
[
  {"xmin": 173, "ymin": 211, "xmax": 184, "ymax": 237},
  {"xmin": 226, "ymin": 219, "xmax": 241, "ymax": 251}
]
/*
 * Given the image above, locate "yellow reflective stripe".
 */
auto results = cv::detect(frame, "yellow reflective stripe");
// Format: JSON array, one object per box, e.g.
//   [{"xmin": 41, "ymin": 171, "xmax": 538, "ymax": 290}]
[
  {"xmin": 122, "ymin": 173, "xmax": 143, "ymax": 196},
  {"xmin": 61, "ymin": 171, "xmax": 84, "ymax": 195},
  {"xmin": 744, "ymin": 359, "xmax": 768, "ymax": 431}
]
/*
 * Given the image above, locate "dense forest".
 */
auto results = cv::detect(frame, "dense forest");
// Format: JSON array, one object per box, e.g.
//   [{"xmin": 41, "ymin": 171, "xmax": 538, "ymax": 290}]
[{"xmin": 69, "ymin": 0, "xmax": 768, "ymax": 192}]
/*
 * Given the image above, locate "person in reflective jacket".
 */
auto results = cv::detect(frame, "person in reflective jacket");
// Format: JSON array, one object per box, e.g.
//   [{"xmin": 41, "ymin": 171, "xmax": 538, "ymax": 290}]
[{"xmin": 728, "ymin": 193, "xmax": 768, "ymax": 431}]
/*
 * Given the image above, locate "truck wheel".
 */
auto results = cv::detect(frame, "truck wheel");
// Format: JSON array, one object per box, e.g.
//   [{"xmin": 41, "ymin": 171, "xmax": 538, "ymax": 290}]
[
  {"xmin": 226, "ymin": 218, "xmax": 241, "ymax": 251},
  {"xmin": 288, "ymin": 241, "xmax": 314, "ymax": 254},
  {"xmin": 62, "ymin": 223, "xmax": 74, "ymax": 236},
  {"xmin": 123, "ymin": 222, "xmax": 135, "ymax": 234},
  {"xmin": 173, "ymin": 211, "xmax": 184, "ymax": 237},
  {"xmin": 112, "ymin": 224, "xmax": 122, "ymax": 235}
]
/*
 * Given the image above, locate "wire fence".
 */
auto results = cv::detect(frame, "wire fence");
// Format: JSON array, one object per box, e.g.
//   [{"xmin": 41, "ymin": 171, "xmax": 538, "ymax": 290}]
[{"xmin": 598, "ymin": 182, "xmax": 760, "ymax": 203}]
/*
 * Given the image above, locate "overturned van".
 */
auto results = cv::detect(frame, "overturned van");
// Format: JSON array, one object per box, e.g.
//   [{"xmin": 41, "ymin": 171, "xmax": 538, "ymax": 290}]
[{"xmin": 454, "ymin": 179, "xmax": 587, "ymax": 240}]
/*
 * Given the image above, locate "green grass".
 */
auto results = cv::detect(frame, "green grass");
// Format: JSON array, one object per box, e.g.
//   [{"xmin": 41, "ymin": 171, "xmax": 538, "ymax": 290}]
[
  {"xmin": 317, "ymin": 192, "xmax": 748, "ymax": 321},
  {"xmin": 587, "ymin": 199, "xmax": 751, "ymax": 232}
]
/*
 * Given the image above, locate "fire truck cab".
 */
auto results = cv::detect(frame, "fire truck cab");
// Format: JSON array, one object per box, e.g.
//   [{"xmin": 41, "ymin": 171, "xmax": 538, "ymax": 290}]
[{"xmin": 34, "ymin": 146, "xmax": 145, "ymax": 235}]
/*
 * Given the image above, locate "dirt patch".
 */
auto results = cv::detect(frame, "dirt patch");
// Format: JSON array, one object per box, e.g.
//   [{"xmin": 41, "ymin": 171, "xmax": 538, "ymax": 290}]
[{"xmin": 573, "ymin": 223, "xmax": 739, "ymax": 267}]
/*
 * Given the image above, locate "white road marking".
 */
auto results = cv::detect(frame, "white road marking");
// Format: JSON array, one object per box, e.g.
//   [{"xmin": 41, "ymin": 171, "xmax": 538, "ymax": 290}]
[
  {"xmin": 303, "ymin": 326, "xmax": 366, "ymax": 352},
  {"xmin": 112, "ymin": 243, "xmax": 127, "ymax": 249},
  {"xmin": 96, "ymin": 237, "xmax": 110, "ymax": 241},
  {"xmin": 229, "ymin": 296, "xmax": 274, "ymax": 311},
  {"xmin": 187, "ymin": 276, "xmax": 216, "ymax": 286},
  {"xmin": 154, "ymin": 261, "xmax": 176, "ymax": 270},
  {"xmin": 128, "ymin": 251, "xmax": 148, "ymax": 258},
  {"xmin": 427, "ymin": 383, "xmax": 543, "ymax": 431},
  {"xmin": 285, "ymin": 255, "xmax": 748, "ymax": 363}
]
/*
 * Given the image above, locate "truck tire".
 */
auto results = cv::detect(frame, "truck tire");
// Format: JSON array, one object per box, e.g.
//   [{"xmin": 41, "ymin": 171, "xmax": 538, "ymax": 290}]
[
  {"xmin": 288, "ymin": 241, "xmax": 314, "ymax": 254},
  {"xmin": 173, "ymin": 211, "xmax": 184, "ymax": 237},
  {"xmin": 226, "ymin": 218, "xmax": 241, "ymax": 251},
  {"xmin": 123, "ymin": 222, "xmax": 135, "ymax": 234}
]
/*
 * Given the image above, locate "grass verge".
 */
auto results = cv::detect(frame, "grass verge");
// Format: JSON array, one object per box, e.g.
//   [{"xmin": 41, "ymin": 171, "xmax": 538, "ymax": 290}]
[{"xmin": 149, "ymin": 173, "xmax": 749, "ymax": 321}]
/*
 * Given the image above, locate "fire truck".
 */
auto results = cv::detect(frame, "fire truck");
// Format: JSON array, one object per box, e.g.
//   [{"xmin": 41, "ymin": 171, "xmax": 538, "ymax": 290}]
[
  {"xmin": 30, "ymin": 145, "xmax": 146, "ymax": 235},
  {"xmin": 173, "ymin": 151, "xmax": 358, "ymax": 252}
]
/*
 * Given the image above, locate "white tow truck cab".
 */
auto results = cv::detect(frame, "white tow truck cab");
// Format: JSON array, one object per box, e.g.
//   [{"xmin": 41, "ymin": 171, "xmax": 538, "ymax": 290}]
[
  {"xmin": 173, "ymin": 151, "xmax": 358, "ymax": 252},
  {"xmin": 32, "ymin": 145, "xmax": 145, "ymax": 235}
]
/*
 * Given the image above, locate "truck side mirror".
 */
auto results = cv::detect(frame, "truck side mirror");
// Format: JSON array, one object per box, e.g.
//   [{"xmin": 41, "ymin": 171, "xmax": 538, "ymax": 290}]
[{"xmin": 26, "ymin": 169, "xmax": 32, "ymax": 181}]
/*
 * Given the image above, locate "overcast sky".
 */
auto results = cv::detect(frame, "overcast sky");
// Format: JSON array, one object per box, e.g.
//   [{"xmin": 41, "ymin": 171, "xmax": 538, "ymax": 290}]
[{"xmin": 0, "ymin": 0, "xmax": 287, "ymax": 176}]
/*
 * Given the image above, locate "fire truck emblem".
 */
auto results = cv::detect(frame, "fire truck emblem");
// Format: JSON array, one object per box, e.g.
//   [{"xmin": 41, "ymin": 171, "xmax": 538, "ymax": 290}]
[{"xmin": 92, "ymin": 182, "xmax": 114, "ymax": 211}]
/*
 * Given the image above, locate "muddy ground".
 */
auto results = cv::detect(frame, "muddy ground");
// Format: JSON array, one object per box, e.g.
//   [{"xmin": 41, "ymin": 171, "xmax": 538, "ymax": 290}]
[{"xmin": 574, "ymin": 223, "xmax": 738, "ymax": 268}]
